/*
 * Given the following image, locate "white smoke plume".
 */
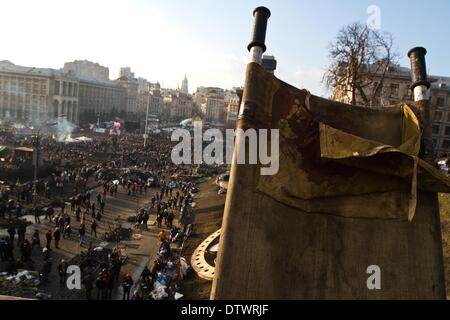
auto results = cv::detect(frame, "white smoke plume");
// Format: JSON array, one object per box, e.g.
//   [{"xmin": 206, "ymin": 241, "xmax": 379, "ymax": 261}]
[{"xmin": 54, "ymin": 116, "xmax": 76, "ymax": 142}]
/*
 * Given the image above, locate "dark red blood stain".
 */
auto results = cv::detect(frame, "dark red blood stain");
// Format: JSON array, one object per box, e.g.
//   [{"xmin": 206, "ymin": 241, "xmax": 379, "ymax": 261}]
[{"xmin": 270, "ymin": 85, "xmax": 357, "ymax": 183}]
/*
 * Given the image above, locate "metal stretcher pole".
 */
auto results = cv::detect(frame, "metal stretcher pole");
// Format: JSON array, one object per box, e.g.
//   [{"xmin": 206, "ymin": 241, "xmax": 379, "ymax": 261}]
[
  {"xmin": 210, "ymin": 7, "xmax": 271, "ymax": 299},
  {"xmin": 247, "ymin": 7, "xmax": 271, "ymax": 65},
  {"xmin": 408, "ymin": 47, "xmax": 434, "ymax": 160},
  {"xmin": 408, "ymin": 47, "xmax": 446, "ymax": 299}
]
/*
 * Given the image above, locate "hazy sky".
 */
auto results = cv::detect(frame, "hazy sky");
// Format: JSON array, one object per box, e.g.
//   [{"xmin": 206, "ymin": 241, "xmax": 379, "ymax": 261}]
[{"xmin": 2, "ymin": 0, "xmax": 450, "ymax": 96}]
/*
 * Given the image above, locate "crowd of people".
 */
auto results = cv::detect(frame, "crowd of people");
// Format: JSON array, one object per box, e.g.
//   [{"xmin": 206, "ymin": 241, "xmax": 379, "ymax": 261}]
[{"xmin": 1, "ymin": 125, "xmax": 216, "ymax": 300}]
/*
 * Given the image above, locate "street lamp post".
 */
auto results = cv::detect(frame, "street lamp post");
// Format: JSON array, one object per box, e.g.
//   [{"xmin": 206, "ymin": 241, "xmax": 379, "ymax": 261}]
[
  {"xmin": 144, "ymin": 103, "xmax": 149, "ymax": 147},
  {"xmin": 32, "ymin": 132, "xmax": 40, "ymax": 208}
]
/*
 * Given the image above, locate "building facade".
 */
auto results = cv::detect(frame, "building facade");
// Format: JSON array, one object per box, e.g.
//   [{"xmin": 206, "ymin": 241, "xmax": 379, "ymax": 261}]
[
  {"xmin": 226, "ymin": 94, "xmax": 240, "ymax": 125},
  {"xmin": 64, "ymin": 60, "xmax": 127, "ymax": 123},
  {"xmin": 201, "ymin": 95, "xmax": 226, "ymax": 123},
  {"xmin": 148, "ymin": 82, "xmax": 164, "ymax": 116},
  {"xmin": 164, "ymin": 91, "xmax": 194, "ymax": 121},
  {"xmin": 116, "ymin": 75, "xmax": 139, "ymax": 118},
  {"xmin": 332, "ymin": 64, "xmax": 450, "ymax": 156},
  {"xmin": 119, "ymin": 67, "xmax": 135, "ymax": 79},
  {"xmin": 77, "ymin": 80, "xmax": 126, "ymax": 123},
  {"xmin": 0, "ymin": 60, "xmax": 80, "ymax": 124},
  {"xmin": 429, "ymin": 81, "xmax": 450, "ymax": 156}
]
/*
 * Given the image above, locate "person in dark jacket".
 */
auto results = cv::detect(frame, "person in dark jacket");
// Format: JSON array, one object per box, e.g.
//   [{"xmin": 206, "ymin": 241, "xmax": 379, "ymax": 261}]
[
  {"xmin": 91, "ymin": 202, "xmax": 96, "ymax": 219},
  {"xmin": 58, "ymin": 259, "xmax": 68, "ymax": 287},
  {"xmin": 46, "ymin": 206, "xmax": 54, "ymax": 221},
  {"xmin": 140, "ymin": 265, "xmax": 151, "ymax": 283},
  {"xmin": 167, "ymin": 211, "xmax": 174, "ymax": 229},
  {"xmin": 91, "ymin": 220, "xmax": 97, "ymax": 238},
  {"xmin": 142, "ymin": 211, "xmax": 149, "ymax": 230},
  {"xmin": 7, "ymin": 224, "xmax": 16, "ymax": 249},
  {"xmin": 83, "ymin": 272, "xmax": 95, "ymax": 300},
  {"xmin": 0, "ymin": 238, "xmax": 7, "ymax": 261},
  {"xmin": 20, "ymin": 239, "xmax": 32, "ymax": 261},
  {"xmin": 53, "ymin": 227, "xmax": 61, "ymax": 248},
  {"xmin": 79, "ymin": 224, "xmax": 86, "ymax": 246},
  {"xmin": 31, "ymin": 229, "xmax": 40, "ymax": 250},
  {"xmin": 17, "ymin": 223, "xmax": 26, "ymax": 246},
  {"xmin": 75, "ymin": 207, "xmax": 81, "ymax": 222},
  {"xmin": 41, "ymin": 258, "xmax": 52, "ymax": 283},
  {"xmin": 96, "ymin": 273, "xmax": 105, "ymax": 300},
  {"xmin": 34, "ymin": 206, "xmax": 41, "ymax": 224},
  {"xmin": 45, "ymin": 229, "xmax": 52, "ymax": 249}
]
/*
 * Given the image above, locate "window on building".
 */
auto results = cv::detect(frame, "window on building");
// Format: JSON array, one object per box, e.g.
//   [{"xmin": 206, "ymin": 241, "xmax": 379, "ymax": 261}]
[
  {"xmin": 434, "ymin": 111, "xmax": 443, "ymax": 122},
  {"xmin": 10, "ymin": 80, "xmax": 17, "ymax": 92},
  {"xmin": 445, "ymin": 126, "xmax": 450, "ymax": 136},
  {"xmin": 437, "ymin": 97, "xmax": 446, "ymax": 107},
  {"xmin": 32, "ymin": 81, "xmax": 39, "ymax": 94},
  {"xmin": 390, "ymin": 84, "xmax": 399, "ymax": 98},
  {"xmin": 19, "ymin": 80, "xmax": 25, "ymax": 93},
  {"xmin": 25, "ymin": 81, "xmax": 31, "ymax": 93},
  {"xmin": 3, "ymin": 77, "xmax": 9, "ymax": 91},
  {"xmin": 442, "ymin": 140, "xmax": 450, "ymax": 150},
  {"xmin": 55, "ymin": 81, "xmax": 60, "ymax": 95},
  {"xmin": 433, "ymin": 125, "xmax": 441, "ymax": 135}
]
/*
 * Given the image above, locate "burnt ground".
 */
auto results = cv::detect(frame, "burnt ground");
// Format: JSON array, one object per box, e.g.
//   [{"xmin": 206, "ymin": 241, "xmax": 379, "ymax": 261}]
[{"xmin": 181, "ymin": 180, "xmax": 225, "ymax": 300}]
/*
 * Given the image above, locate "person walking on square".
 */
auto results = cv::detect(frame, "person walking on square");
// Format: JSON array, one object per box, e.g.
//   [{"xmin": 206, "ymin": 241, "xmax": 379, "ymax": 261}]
[
  {"xmin": 45, "ymin": 229, "xmax": 52, "ymax": 250},
  {"xmin": 91, "ymin": 220, "xmax": 98, "ymax": 238},
  {"xmin": 34, "ymin": 206, "xmax": 41, "ymax": 224},
  {"xmin": 122, "ymin": 273, "xmax": 134, "ymax": 300},
  {"xmin": 79, "ymin": 224, "xmax": 86, "ymax": 246},
  {"xmin": 53, "ymin": 227, "xmax": 61, "ymax": 249},
  {"xmin": 58, "ymin": 259, "xmax": 68, "ymax": 287}
]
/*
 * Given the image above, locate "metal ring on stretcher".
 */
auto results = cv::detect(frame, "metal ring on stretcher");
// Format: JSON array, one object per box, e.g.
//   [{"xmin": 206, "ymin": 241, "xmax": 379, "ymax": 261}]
[{"xmin": 190, "ymin": 229, "xmax": 221, "ymax": 281}]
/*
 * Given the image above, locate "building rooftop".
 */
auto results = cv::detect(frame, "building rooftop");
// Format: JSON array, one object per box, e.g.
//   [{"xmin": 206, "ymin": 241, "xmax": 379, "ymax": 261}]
[
  {"xmin": 0, "ymin": 60, "xmax": 106, "ymax": 84},
  {"xmin": 0, "ymin": 60, "xmax": 66, "ymax": 78}
]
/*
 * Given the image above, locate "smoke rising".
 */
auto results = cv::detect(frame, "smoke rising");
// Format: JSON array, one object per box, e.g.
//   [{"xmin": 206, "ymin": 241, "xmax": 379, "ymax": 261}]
[{"xmin": 54, "ymin": 117, "xmax": 76, "ymax": 142}]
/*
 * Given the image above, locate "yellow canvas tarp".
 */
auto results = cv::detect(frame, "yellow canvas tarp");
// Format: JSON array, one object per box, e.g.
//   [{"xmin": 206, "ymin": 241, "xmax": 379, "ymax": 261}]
[
  {"xmin": 212, "ymin": 63, "xmax": 447, "ymax": 300},
  {"xmin": 242, "ymin": 63, "xmax": 450, "ymax": 221}
]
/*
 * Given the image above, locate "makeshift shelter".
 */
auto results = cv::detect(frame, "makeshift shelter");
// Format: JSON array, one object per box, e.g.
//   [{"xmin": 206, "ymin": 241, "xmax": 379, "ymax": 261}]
[
  {"xmin": 13, "ymin": 147, "xmax": 34, "ymax": 163},
  {"xmin": 75, "ymin": 136, "xmax": 93, "ymax": 143}
]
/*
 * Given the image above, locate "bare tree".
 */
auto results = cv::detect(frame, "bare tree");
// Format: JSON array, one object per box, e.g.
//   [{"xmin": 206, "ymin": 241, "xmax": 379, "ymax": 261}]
[{"xmin": 324, "ymin": 22, "xmax": 399, "ymax": 106}]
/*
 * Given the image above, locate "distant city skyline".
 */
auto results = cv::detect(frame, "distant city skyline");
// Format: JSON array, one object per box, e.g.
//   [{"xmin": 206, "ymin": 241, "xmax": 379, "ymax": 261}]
[{"xmin": 2, "ymin": 0, "xmax": 450, "ymax": 96}]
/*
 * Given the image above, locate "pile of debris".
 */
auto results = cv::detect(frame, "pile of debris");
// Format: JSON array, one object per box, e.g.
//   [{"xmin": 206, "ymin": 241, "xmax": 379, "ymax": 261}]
[
  {"xmin": 68, "ymin": 244, "xmax": 114, "ymax": 271},
  {"xmin": 147, "ymin": 258, "xmax": 182, "ymax": 300},
  {"xmin": 103, "ymin": 226, "xmax": 132, "ymax": 242},
  {"xmin": 0, "ymin": 270, "xmax": 51, "ymax": 300}
]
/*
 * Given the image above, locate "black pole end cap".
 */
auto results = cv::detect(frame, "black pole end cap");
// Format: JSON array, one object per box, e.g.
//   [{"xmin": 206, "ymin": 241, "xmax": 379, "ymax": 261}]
[
  {"xmin": 408, "ymin": 46, "xmax": 427, "ymax": 58},
  {"xmin": 253, "ymin": 6, "xmax": 271, "ymax": 18},
  {"xmin": 247, "ymin": 7, "xmax": 271, "ymax": 52},
  {"xmin": 408, "ymin": 46, "xmax": 430, "ymax": 89}
]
